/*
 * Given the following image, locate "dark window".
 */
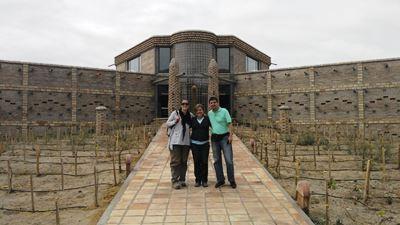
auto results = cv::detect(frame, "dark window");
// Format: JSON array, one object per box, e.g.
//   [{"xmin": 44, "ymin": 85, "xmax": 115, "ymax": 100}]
[
  {"xmin": 158, "ymin": 47, "xmax": 171, "ymax": 73},
  {"xmin": 127, "ymin": 56, "xmax": 140, "ymax": 72},
  {"xmin": 217, "ymin": 48, "xmax": 230, "ymax": 73},
  {"xmin": 246, "ymin": 56, "xmax": 259, "ymax": 72}
]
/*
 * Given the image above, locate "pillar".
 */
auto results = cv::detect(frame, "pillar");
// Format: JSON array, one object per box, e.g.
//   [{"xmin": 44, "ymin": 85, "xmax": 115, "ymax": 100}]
[
  {"xmin": 95, "ymin": 106, "xmax": 107, "ymax": 136},
  {"xmin": 207, "ymin": 59, "xmax": 219, "ymax": 101},
  {"xmin": 279, "ymin": 105, "xmax": 291, "ymax": 134},
  {"xmin": 168, "ymin": 58, "xmax": 181, "ymax": 113}
]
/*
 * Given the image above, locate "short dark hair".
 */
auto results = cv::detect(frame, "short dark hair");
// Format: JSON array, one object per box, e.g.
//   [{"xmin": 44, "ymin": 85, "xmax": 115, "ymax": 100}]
[
  {"xmin": 208, "ymin": 96, "xmax": 218, "ymax": 103},
  {"xmin": 194, "ymin": 104, "xmax": 205, "ymax": 111}
]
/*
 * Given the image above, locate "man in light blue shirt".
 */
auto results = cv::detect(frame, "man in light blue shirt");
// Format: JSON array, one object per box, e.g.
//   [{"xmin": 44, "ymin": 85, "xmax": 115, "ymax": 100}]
[{"xmin": 208, "ymin": 96, "xmax": 236, "ymax": 189}]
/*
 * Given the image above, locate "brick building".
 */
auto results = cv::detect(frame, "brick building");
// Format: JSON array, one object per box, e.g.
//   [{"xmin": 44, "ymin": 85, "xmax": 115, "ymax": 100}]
[
  {"xmin": 114, "ymin": 30, "xmax": 271, "ymax": 117},
  {"xmin": 1, "ymin": 30, "xmax": 399, "ymax": 138}
]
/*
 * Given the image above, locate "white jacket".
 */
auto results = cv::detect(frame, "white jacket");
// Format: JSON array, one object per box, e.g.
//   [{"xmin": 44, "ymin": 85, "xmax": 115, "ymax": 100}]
[{"xmin": 167, "ymin": 110, "xmax": 191, "ymax": 149}]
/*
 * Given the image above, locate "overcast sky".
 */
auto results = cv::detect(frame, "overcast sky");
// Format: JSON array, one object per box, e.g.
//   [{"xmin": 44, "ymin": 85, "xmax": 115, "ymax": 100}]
[{"xmin": 0, "ymin": 0, "xmax": 399, "ymax": 69}]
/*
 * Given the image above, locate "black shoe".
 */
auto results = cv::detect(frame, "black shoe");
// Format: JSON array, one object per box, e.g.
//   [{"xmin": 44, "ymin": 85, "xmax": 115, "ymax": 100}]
[
  {"xmin": 202, "ymin": 182, "xmax": 208, "ymax": 187},
  {"xmin": 180, "ymin": 181, "xmax": 187, "ymax": 187},
  {"xmin": 230, "ymin": 181, "xmax": 237, "ymax": 189},
  {"xmin": 194, "ymin": 182, "xmax": 201, "ymax": 187},
  {"xmin": 215, "ymin": 181, "xmax": 225, "ymax": 188}
]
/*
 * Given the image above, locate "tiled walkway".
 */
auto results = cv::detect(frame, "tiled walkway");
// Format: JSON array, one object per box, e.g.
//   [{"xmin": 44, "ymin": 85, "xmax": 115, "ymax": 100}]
[{"xmin": 98, "ymin": 125, "xmax": 314, "ymax": 225}]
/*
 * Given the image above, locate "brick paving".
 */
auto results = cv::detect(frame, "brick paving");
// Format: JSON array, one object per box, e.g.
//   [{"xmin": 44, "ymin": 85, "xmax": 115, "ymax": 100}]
[{"xmin": 98, "ymin": 125, "xmax": 314, "ymax": 225}]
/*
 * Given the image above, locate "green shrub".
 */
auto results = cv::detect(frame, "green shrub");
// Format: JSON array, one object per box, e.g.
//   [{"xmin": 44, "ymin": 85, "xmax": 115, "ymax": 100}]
[{"xmin": 297, "ymin": 132, "xmax": 316, "ymax": 146}]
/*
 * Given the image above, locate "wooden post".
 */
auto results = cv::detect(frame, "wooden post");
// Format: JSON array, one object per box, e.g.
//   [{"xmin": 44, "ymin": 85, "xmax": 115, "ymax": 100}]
[
  {"xmin": 126, "ymin": 154, "xmax": 132, "ymax": 178},
  {"xmin": 295, "ymin": 160, "xmax": 300, "ymax": 187},
  {"xmin": 363, "ymin": 160, "xmax": 372, "ymax": 203},
  {"xmin": 112, "ymin": 152, "xmax": 117, "ymax": 185},
  {"xmin": 381, "ymin": 146, "xmax": 387, "ymax": 182},
  {"xmin": 94, "ymin": 163, "xmax": 99, "ymax": 207},
  {"xmin": 260, "ymin": 140, "xmax": 264, "ymax": 161},
  {"xmin": 35, "ymin": 145, "xmax": 41, "ymax": 176},
  {"xmin": 292, "ymin": 135, "xmax": 298, "ymax": 162},
  {"xmin": 264, "ymin": 144, "xmax": 269, "ymax": 168},
  {"xmin": 283, "ymin": 141, "xmax": 287, "ymax": 157},
  {"xmin": 7, "ymin": 160, "xmax": 12, "ymax": 193},
  {"xmin": 317, "ymin": 136, "xmax": 321, "ymax": 155},
  {"xmin": 398, "ymin": 143, "xmax": 400, "ymax": 170},
  {"xmin": 313, "ymin": 144, "xmax": 317, "ymax": 169},
  {"xmin": 328, "ymin": 146, "xmax": 332, "ymax": 182},
  {"xmin": 74, "ymin": 147, "xmax": 78, "ymax": 176},
  {"xmin": 55, "ymin": 199, "xmax": 60, "ymax": 225},
  {"xmin": 30, "ymin": 174, "xmax": 35, "ymax": 212},
  {"xmin": 60, "ymin": 158, "xmax": 64, "ymax": 191},
  {"xmin": 325, "ymin": 179, "xmax": 329, "ymax": 225},
  {"xmin": 276, "ymin": 144, "xmax": 281, "ymax": 177}
]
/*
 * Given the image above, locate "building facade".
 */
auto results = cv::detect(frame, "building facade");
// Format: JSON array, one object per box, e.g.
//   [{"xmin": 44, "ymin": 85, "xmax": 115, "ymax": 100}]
[
  {"xmin": 1, "ymin": 30, "xmax": 400, "ymax": 139},
  {"xmin": 114, "ymin": 30, "xmax": 271, "ymax": 117}
]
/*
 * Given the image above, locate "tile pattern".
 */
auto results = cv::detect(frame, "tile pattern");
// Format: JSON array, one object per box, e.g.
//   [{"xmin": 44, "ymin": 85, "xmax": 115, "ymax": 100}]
[{"xmin": 100, "ymin": 124, "xmax": 313, "ymax": 225}]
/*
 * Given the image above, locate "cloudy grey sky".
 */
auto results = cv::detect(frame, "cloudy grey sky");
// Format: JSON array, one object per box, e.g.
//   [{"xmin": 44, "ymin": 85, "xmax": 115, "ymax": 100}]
[{"xmin": 0, "ymin": 0, "xmax": 399, "ymax": 69}]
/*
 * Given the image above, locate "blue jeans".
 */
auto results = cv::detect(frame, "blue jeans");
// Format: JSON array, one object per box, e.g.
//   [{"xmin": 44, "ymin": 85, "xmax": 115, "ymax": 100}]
[{"xmin": 211, "ymin": 135, "xmax": 235, "ymax": 183}]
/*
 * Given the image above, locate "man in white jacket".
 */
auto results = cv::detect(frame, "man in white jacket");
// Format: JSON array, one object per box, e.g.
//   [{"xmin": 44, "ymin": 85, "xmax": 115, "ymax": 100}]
[{"xmin": 166, "ymin": 100, "xmax": 191, "ymax": 189}]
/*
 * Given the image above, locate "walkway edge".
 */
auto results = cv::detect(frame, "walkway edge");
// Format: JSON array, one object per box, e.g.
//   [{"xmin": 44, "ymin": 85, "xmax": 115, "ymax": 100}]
[
  {"xmin": 97, "ymin": 124, "xmax": 164, "ymax": 225},
  {"xmin": 235, "ymin": 137, "xmax": 315, "ymax": 225}
]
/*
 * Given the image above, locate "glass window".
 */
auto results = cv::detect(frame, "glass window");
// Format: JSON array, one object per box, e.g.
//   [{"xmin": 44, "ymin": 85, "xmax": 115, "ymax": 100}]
[
  {"xmin": 158, "ymin": 47, "xmax": 170, "ymax": 73},
  {"xmin": 127, "ymin": 56, "xmax": 140, "ymax": 72},
  {"xmin": 246, "ymin": 56, "xmax": 259, "ymax": 72},
  {"xmin": 217, "ymin": 48, "xmax": 230, "ymax": 73}
]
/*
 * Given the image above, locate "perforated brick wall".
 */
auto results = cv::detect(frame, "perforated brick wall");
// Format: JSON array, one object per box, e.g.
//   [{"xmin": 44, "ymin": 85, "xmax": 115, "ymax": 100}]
[{"xmin": 0, "ymin": 60, "xmax": 155, "ymax": 137}]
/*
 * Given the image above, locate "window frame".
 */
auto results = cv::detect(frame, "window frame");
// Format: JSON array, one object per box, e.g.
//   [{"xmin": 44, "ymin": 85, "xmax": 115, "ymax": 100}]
[
  {"xmin": 216, "ymin": 47, "xmax": 230, "ymax": 73},
  {"xmin": 245, "ymin": 55, "xmax": 259, "ymax": 72},
  {"xmin": 127, "ymin": 55, "xmax": 141, "ymax": 72},
  {"xmin": 157, "ymin": 47, "xmax": 171, "ymax": 74}
]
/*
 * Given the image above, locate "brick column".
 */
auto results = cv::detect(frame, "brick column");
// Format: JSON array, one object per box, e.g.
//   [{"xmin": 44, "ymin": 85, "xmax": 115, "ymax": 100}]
[
  {"xmin": 267, "ymin": 71, "xmax": 273, "ymax": 120},
  {"xmin": 71, "ymin": 68, "xmax": 77, "ymax": 126},
  {"xmin": 357, "ymin": 63, "xmax": 365, "ymax": 137},
  {"xmin": 279, "ymin": 105, "xmax": 291, "ymax": 134},
  {"xmin": 21, "ymin": 64, "xmax": 29, "ymax": 139},
  {"xmin": 309, "ymin": 67, "xmax": 316, "ymax": 128},
  {"xmin": 96, "ymin": 106, "xmax": 107, "ymax": 136},
  {"xmin": 115, "ymin": 71, "xmax": 121, "ymax": 121},
  {"xmin": 207, "ymin": 59, "xmax": 219, "ymax": 100},
  {"xmin": 168, "ymin": 58, "xmax": 181, "ymax": 113}
]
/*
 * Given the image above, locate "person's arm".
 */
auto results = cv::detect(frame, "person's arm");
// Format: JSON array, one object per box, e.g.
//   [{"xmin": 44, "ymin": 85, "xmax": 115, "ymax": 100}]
[
  {"xmin": 166, "ymin": 111, "xmax": 178, "ymax": 128},
  {"xmin": 225, "ymin": 110, "xmax": 233, "ymax": 144}
]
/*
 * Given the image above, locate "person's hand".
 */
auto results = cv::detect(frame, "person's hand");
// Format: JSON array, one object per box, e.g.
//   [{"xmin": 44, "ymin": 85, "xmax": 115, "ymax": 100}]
[
  {"xmin": 175, "ymin": 117, "xmax": 180, "ymax": 123},
  {"xmin": 228, "ymin": 135, "xmax": 233, "ymax": 144}
]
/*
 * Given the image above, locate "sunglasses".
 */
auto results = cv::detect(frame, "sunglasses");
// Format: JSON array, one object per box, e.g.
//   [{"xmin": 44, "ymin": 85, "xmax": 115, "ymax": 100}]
[{"xmin": 181, "ymin": 102, "xmax": 189, "ymax": 105}]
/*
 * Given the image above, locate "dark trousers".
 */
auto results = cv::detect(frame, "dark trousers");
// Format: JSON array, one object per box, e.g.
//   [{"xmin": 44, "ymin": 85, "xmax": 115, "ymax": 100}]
[
  {"xmin": 170, "ymin": 145, "xmax": 189, "ymax": 183},
  {"xmin": 211, "ymin": 135, "xmax": 235, "ymax": 183},
  {"xmin": 191, "ymin": 143, "xmax": 210, "ymax": 183}
]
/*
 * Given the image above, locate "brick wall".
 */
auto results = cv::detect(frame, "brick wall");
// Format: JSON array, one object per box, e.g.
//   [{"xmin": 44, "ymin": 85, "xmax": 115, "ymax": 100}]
[
  {"xmin": 0, "ymin": 60, "xmax": 155, "ymax": 137},
  {"xmin": 233, "ymin": 58, "xmax": 400, "ymax": 137}
]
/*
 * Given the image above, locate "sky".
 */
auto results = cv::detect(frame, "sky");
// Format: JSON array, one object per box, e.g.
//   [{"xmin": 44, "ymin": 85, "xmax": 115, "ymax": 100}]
[{"xmin": 0, "ymin": 0, "xmax": 399, "ymax": 69}]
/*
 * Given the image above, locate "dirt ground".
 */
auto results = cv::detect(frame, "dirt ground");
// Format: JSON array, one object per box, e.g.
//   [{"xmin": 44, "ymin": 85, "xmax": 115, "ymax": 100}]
[
  {"xmin": 238, "ymin": 125, "xmax": 400, "ymax": 225},
  {"xmin": 0, "ymin": 123, "xmax": 157, "ymax": 225}
]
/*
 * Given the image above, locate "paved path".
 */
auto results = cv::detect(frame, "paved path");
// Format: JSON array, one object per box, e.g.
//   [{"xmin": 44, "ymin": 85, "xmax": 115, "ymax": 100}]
[{"xmin": 98, "ymin": 125, "xmax": 314, "ymax": 225}]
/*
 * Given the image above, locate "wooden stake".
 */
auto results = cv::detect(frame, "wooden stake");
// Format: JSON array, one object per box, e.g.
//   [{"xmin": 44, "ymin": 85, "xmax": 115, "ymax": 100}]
[
  {"xmin": 381, "ymin": 146, "xmax": 387, "ymax": 182},
  {"xmin": 325, "ymin": 179, "xmax": 329, "ymax": 225},
  {"xmin": 260, "ymin": 140, "xmax": 264, "ymax": 161},
  {"xmin": 74, "ymin": 147, "xmax": 78, "ymax": 176},
  {"xmin": 317, "ymin": 136, "xmax": 321, "ymax": 155},
  {"xmin": 276, "ymin": 144, "xmax": 281, "ymax": 177},
  {"xmin": 363, "ymin": 160, "xmax": 372, "ymax": 203},
  {"xmin": 398, "ymin": 143, "xmax": 400, "ymax": 170},
  {"xmin": 55, "ymin": 199, "xmax": 60, "ymax": 225},
  {"xmin": 264, "ymin": 144, "xmax": 269, "ymax": 168},
  {"xmin": 295, "ymin": 160, "xmax": 300, "ymax": 187},
  {"xmin": 292, "ymin": 135, "xmax": 298, "ymax": 162},
  {"xmin": 30, "ymin": 174, "xmax": 35, "ymax": 212},
  {"xmin": 35, "ymin": 145, "xmax": 41, "ymax": 176},
  {"xmin": 126, "ymin": 154, "xmax": 132, "ymax": 178},
  {"xmin": 313, "ymin": 144, "xmax": 317, "ymax": 169},
  {"xmin": 112, "ymin": 152, "xmax": 117, "ymax": 186},
  {"xmin": 94, "ymin": 163, "xmax": 99, "ymax": 207},
  {"xmin": 7, "ymin": 160, "xmax": 12, "ymax": 193},
  {"xmin": 60, "ymin": 158, "xmax": 64, "ymax": 191}
]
